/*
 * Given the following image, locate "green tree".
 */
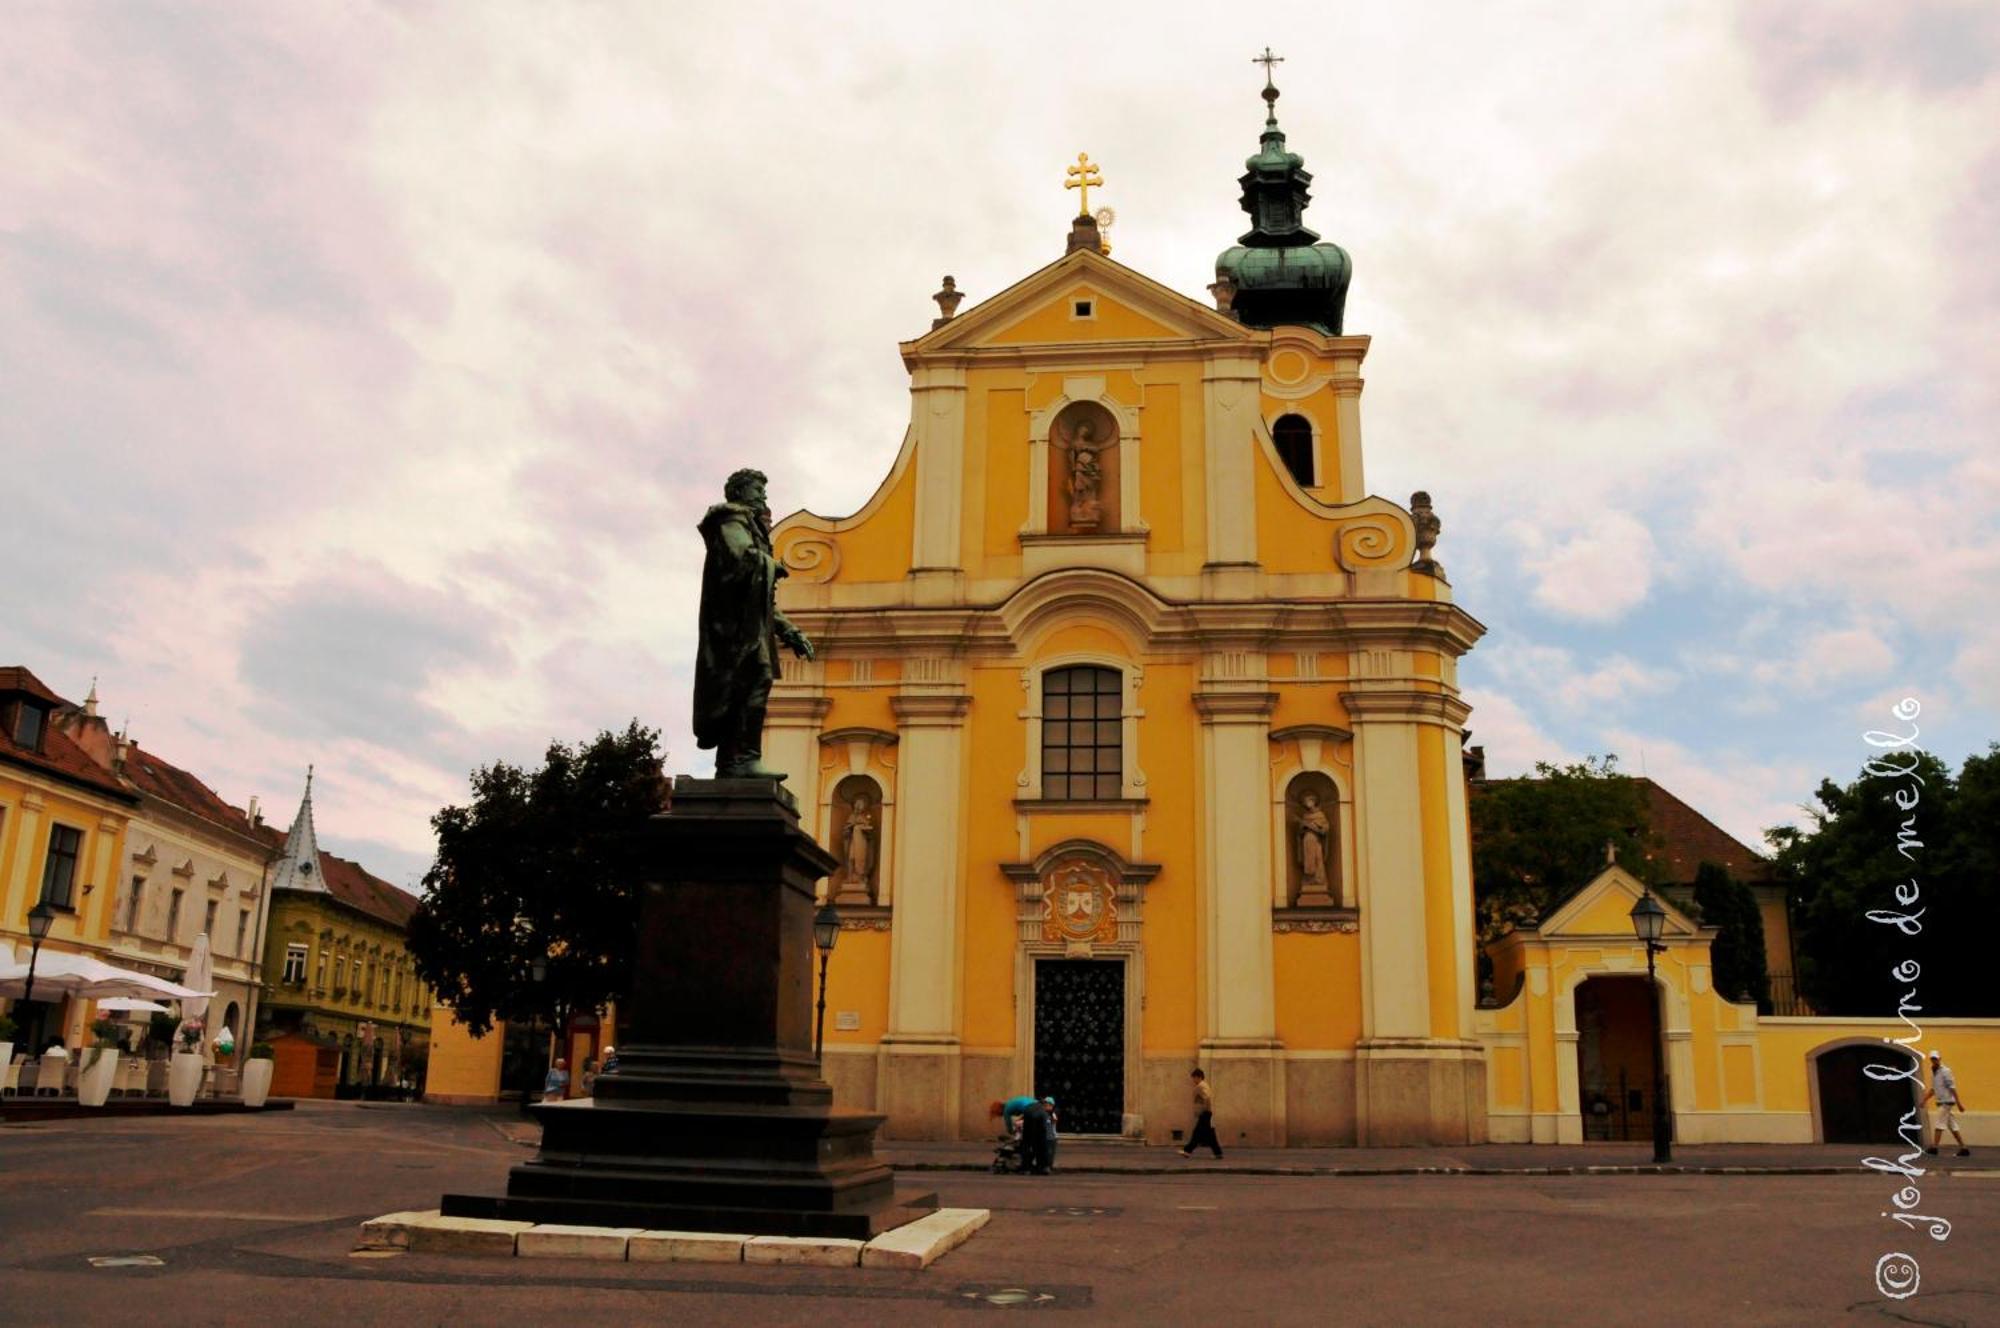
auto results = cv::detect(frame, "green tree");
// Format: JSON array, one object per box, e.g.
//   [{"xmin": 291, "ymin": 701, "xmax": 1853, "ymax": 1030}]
[
  {"xmin": 1765, "ymin": 747, "xmax": 2000, "ymax": 1016},
  {"xmin": 1689, "ymin": 861, "xmax": 1769, "ymax": 1011},
  {"xmin": 1471, "ymin": 756, "xmax": 1656, "ymax": 945},
  {"xmin": 407, "ymin": 722, "xmax": 667, "ymax": 1037}
]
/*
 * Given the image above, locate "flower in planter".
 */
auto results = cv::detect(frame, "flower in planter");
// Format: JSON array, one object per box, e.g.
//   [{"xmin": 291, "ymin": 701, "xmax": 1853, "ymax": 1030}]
[{"xmin": 177, "ymin": 1021, "xmax": 204, "ymax": 1052}]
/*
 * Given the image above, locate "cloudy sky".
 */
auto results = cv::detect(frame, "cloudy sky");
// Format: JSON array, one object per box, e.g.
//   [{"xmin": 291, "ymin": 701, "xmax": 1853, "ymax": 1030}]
[{"xmin": 4, "ymin": 2, "xmax": 1996, "ymax": 889}]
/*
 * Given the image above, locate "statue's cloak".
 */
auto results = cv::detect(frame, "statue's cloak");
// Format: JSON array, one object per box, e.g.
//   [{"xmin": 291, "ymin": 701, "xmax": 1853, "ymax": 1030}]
[{"xmin": 693, "ymin": 501, "xmax": 780, "ymax": 750}]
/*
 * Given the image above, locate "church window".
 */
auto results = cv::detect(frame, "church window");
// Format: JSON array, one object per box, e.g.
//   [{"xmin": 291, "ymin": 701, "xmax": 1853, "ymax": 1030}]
[
  {"xmin": 282, "ymin": 944, "xmax": 308, "ymax": 985},
  {"xmin": 1273, "ymin": 414, "xmax": 1315, "ymax": 487},
  {"xmin": 1041, "ymin": 666, "xmax": 1124, "ymax": 800}
]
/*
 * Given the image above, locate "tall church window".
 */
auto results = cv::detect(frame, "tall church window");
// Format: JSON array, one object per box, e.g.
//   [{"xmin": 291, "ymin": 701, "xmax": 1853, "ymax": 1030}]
[
  {"xmin": 1273, "ymin": 413, "xmax": 1315, "ymax": 488},
  {"xmin": 1042, "ymin": 666, "xmax": 1123, "ymax": 800}
]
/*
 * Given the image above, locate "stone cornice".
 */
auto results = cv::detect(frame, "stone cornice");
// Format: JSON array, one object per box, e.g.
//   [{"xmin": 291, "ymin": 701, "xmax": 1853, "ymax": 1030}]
[
  {"xmin": 1340, "ymin": 688, "xmax": 1475, "ymax": 729},
  {"xmin": 781, "ymin": 574, "xmax": 1486, "ymax": 662},
  {"xmin": 1269, "ymin": 724, "xmax": 1354, "ymax": 745},
  {"xmin": 1193, "ymin": 690, "xmax": 1278, "ymax": 720},
  {"xmin": 817, "ymin": 726, "xmax": 899, "ymax": 748},
  {"xmin": 890, "ymin": 693, "xmax": 971, "ymax": 725},
  {"xmin": 765, "ymin": 695, "xmax": 832, "ymax": 724}
]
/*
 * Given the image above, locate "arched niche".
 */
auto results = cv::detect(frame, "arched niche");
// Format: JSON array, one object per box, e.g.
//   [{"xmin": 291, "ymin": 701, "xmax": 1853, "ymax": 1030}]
[
  {"xmin": 1047, "ymin": 400, "xmax": 1121, "ymax": 535},
  {"xmin": 827, "ymin": 773, "xmax": 883, "ymax": 906},
  {"xmin": 1284, "ymin": 771, "xmax": 1339, "ymax": 908}
]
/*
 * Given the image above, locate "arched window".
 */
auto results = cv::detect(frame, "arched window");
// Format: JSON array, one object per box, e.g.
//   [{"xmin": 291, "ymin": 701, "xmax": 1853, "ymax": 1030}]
[
  {"xmin": 1273, "ymin": 414, "xmax": 1315, "ymax": 488},
  {"xmin": 1042, "ymin": 666, "xmax": 1123, "ymax": 800}
]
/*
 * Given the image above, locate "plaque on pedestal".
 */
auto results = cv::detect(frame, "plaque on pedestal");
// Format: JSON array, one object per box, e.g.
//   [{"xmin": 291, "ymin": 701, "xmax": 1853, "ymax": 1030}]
[{"xmin": 442, "ymin": 777, "xmax": 934, "ymax": 1238}]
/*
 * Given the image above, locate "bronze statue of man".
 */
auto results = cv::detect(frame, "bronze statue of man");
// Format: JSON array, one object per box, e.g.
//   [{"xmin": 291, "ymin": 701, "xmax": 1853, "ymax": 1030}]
[{"xmin": 694, "ymin": 468, "xmax": 814, "ymax": 779}]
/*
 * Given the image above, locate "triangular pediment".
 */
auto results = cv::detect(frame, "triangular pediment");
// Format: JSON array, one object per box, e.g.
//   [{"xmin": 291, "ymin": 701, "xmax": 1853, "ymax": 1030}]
[
  {"xmin": 1540, "ymin": 864, "xmax": 1700, "ymax": 940},
  {"xmin": 907, "ymin": 248, "xmax": 1252, "ymax": 355}
]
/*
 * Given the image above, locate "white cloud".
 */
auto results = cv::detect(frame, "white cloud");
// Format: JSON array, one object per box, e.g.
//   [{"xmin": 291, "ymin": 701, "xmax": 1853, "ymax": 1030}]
[{"xmin": 1505, "ymin": 512, "xmax": 1660, "ymax": 623}]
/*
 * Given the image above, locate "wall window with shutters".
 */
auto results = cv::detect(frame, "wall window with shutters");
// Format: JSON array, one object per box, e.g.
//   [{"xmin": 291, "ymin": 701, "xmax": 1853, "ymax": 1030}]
[
  {"xmin": 125, "ymin": 876, "xmax": 145, "ymax": 932},
  {"xmin": 166, "ymin": 887, "xmax": 184, "ymax": 940},
  {"xmin": 1041, "ymin": 666, "xmax": 1124, "ymax": 801},
  {"xmin": 38, "ymin": 823, "xmax": 84, "ymax": 908},
  {"xmin": 236, "ymin": 909, "xmax": 250, "ymax": 956},
  {"xmin": 204, "ymin": 898, "xmax": 220, "ymax": 939}
]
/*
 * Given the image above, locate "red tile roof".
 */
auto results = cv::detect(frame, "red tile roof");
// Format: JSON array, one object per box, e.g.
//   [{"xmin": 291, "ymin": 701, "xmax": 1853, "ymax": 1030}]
[
  {"xmin": 317, "ymin": 851, "xmax": 419, "ymax": 928},
  {"xmin": 1635, "ymin": 778, "xmax": 1773, "ymax": 884},
  {"xmin": 122, "ymin": 741, "xmax": 264, "ymax": 843},
  {"xmin": 0, "ymin": 668, "xmax": 134, "ymax": 800}
]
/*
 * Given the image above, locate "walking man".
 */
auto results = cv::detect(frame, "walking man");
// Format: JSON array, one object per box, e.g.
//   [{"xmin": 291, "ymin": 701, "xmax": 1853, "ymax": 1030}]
[
  {"xmin": 1181, "ymin": 1067, "xmax": 1223, "ymax": 1159},
  {"xmin": 1922, "ymin": 1050, "xmax": 1971, "ymax": 1157}
]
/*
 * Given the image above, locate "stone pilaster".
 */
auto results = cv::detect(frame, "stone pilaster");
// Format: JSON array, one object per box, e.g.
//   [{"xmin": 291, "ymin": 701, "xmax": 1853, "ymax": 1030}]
[
  {"xmin": 878, "ymin": 688, "xmax": 971, "ymax": 1139},
  {"xmin": 908, "ymin": 365, "xmax": 967, "ymax": 603},
  {"xmin": 1344, "ymin": 684, "xmax": 1485, "ymax": 1145},
  {"xmin": 1193, "ymin": 683, "xmax": 1285, "ymax": 1145}
]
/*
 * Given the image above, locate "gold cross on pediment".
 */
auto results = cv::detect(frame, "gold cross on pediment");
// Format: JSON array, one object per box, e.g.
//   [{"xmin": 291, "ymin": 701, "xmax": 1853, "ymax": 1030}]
[{"xmin": 1065, "ymin": 152, "xmax": 1103, "ymax": 218}]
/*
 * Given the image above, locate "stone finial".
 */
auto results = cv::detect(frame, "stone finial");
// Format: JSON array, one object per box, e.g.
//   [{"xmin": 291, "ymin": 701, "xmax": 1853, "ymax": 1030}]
[
  {"xmin": 1410, "ymin": 490, "xmax": 1442, "ymax": 576},
  {"xmin": 931, "ymin": 275, "xmax": 964, "ymax": 329},
  {"xmin": 1066, "ymin": 213, "xmax": 1102, "ymax": 254},
  {"xmin": 1207, "ymin": 273, "xmax": 1238, "ymax": 314},
  {"xmin": 1605, "ymin": 840, "xmax": 1618, "ymax": 866}
]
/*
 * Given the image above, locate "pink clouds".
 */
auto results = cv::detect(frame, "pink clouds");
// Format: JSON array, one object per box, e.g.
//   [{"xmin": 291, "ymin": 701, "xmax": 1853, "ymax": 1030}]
[{"xmin": 2, "ymin": 3, "xmax": 1994, "ymax": 880}]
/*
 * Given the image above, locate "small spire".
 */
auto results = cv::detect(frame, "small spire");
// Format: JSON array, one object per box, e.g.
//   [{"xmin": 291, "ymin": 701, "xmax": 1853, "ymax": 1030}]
[
  {"xmin": 84, "ymin": 676, "xmax": 99, "ymax": 717},
  {"xmin": 1254, "ymin": 46, "xmax": 1285, "ymax": 127}
]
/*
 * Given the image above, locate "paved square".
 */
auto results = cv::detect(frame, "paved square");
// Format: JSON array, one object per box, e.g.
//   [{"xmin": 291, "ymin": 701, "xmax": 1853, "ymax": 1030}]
[{"xmin": 2, "ymin": 1103, "xmax": 1995, "ymax": 1325}]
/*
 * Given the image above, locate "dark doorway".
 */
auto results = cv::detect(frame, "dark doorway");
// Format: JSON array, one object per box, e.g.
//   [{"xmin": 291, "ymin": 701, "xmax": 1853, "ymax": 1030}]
[
  {"xmin": 1033, "ymin": 958, "xmax": 1124, "ymax": 1135},
  {"xmin": 1576, "ymin": 976, "xmax": 1665, "ymax": 1142},
  {"xmin": 1816, "ymin": 1044, "xmax": 1921, "ymax": 1144}
]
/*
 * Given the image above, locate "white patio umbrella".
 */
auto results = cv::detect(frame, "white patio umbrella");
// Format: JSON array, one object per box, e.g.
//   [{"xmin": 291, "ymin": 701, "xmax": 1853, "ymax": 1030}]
[
  {"xmin": 176, "ymin": 933, "xmax": 213, "ymax": 1055},
  {"xmin": 0, "ymin": 950, "xmax": 215, "ymax": 1002},
  {"xmin": 95, "ymin": 997, "xmax": 171, "ymax": 1014}
]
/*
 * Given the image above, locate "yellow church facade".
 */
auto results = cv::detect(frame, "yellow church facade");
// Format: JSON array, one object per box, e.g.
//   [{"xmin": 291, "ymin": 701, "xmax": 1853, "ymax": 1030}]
[{"xmin": 768, "ymin": 98, "xmax": 1487, "ymax": 1144}]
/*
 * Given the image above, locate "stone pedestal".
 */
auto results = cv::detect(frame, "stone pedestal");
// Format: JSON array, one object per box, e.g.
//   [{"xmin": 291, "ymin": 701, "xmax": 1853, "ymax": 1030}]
[{"xmin": 442, "ymin": 778, "xmax": 934, "ymax": 1238}]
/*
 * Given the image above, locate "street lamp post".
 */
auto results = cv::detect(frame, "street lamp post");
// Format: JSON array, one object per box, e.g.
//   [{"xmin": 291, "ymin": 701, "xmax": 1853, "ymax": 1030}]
[
  {"xmin": 1628, "ymin": 891, "xmax": 1672, "ymax": 1164},
  {"xmin": 522, "ymin": 955, "xmax": 548, "ymax": 1116},
  {"xmin": 812, "ymin": 904, "xmax": 840, "ymax": 1064},
  {"xmin": 22, "ymin": 901, "xmax": 56, "ymax": 1008}
]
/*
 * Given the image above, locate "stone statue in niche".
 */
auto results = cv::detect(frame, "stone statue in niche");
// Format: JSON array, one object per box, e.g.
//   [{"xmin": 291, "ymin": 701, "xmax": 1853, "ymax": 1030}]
[
  {"xmin": 1056, "ymin": 418, "xmax": 1105, "ymax": 530},
  {"xmin": 842, "ymin": 793, "xmax": 876, "ymax": 885},
  {"xmin": 1292, "ymin": 790, "xmax": 1335, "ymax": 908}
]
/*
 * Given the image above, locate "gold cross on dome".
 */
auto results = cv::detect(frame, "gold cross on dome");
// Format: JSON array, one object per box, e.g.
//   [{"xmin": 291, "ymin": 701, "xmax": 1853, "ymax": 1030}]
[
  {"xmin": 1254, "ymin": 46, "xmax": 1284, "ymax": 87},
  {"xmin": 1065, "ymin": 152, "xmax": 1103, "ymax": 218}
]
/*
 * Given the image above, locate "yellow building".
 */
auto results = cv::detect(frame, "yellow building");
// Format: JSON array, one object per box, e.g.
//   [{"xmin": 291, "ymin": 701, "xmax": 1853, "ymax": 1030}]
[
  {"xmin": 767, "ymin": 86, "xmax": 1485, "ymax": 1145},
  {"xmin": 1, "ymin": 667, "xmax": 137, "ymax": 1055},
  {"xmin": 255, "ymin": 774, "xmax": 435, "ymax": 1096}
]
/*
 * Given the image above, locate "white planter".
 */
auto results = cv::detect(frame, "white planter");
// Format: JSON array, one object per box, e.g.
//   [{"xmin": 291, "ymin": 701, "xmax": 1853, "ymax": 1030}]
[
  {"xmin": 168, "ymin": 1051, "xmax": 204, "ymax": 1107},
  {"xmin": 0, "ymin": 1042, "xmax": 13, "ymax": 1092},
  {"xmin": 241, "ymin": 1058, "xmax": 274, "ymax": 1108},
  {"xmin": 80, "ymin": 1050, "xmax": 120, "ymax": 1107}
]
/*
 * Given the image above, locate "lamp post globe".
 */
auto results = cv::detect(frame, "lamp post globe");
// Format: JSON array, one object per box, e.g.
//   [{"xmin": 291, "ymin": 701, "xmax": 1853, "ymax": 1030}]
[
  {"xmin": 1628, "ymin": 890, "xmax": 1672, "ymax": 1164},
  {"xmin": 813, "ymin": 904, "xmax": 840, "ymax": 1063}
]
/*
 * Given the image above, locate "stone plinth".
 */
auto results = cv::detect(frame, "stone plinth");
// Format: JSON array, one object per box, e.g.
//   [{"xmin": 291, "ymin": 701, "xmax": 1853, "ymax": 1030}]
[{"xmin": 442, "ymin": 778, "xmax": 934, "ymax": 1239}]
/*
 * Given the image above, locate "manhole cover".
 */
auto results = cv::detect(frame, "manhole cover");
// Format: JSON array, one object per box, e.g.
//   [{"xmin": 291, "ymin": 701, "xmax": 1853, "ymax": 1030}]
[
  {"xmin": 963, "ymin": 1288, "xmax": 1055, "ymax": 1306},
  {"xmin": 87, "ymin": 1255, "xmax": 164, "ymax": 1269},
  {"xmin": 949, "ymin": 1283, "xmax": 1089, "ymax": 1310}
]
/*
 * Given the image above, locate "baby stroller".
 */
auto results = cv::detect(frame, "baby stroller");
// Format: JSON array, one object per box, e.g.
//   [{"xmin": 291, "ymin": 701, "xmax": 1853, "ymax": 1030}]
[{"xmin": 991, "ymin": 1131, "xmax": 1031, "ymax": 1174}]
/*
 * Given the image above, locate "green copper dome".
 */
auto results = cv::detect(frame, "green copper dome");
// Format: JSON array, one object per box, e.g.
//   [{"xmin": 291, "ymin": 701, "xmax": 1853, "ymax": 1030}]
[{"xmin": 1213, "ymin": 78, "xmax": 1351, "ymax": 335}]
